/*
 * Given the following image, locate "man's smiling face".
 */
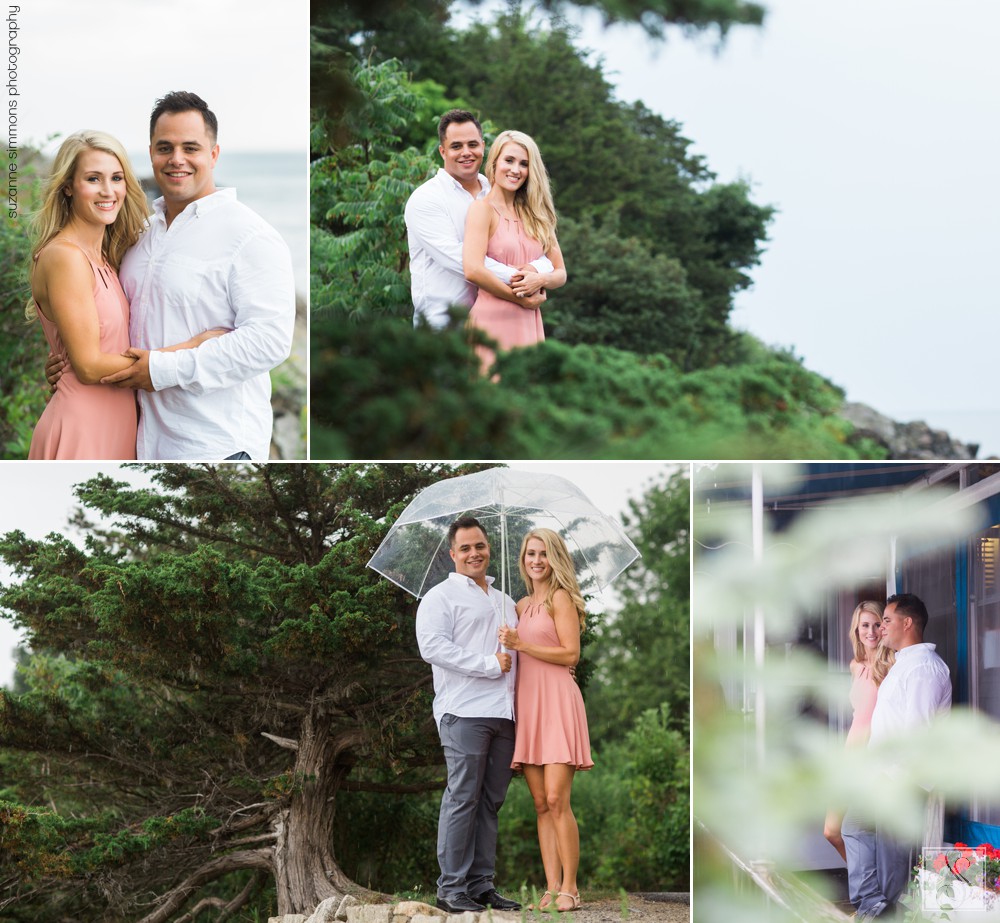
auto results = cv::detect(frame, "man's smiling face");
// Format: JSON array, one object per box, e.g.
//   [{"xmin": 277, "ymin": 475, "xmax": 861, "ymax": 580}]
[
  {"xmin": 150, "ymin": 109, "xmax": 218, "ymax": 215},
  {"xmin": 450, "ymin": 525, "xmax": 490, "ymax": 584},
  {"xmin": 880, "ymin": 603, "xmax": 909, "ymax": 651},
  {"xmin": 438, "ymin": 120, "xmax": 483, "ymax": 187}
]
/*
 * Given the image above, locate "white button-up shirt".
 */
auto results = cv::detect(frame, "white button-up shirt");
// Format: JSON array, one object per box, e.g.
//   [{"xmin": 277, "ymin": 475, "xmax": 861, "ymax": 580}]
[
  {"xmin": 869, "ymin": 642, "xmax": 952, "ymax": 746},
  {"xmin": 120, "ymin": 188, "xmax": 295, "ymax": 460},
  {"xmin": 415, "ymin": 572, "xmax": 517, "ymax": 729},
  {"xmin": 404, "ymin": 168, "xmax": 553, "ymax": 328}
]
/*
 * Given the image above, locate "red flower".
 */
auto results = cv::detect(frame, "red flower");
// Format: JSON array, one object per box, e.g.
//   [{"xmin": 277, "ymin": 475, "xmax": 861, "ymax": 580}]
[
  {"xmin": 933, "ymin": 854, "xmax": 949, "ymax": 872},
  {"xmin": 955, "ymin": 857, "xmax": 972, "ymax": 875}
]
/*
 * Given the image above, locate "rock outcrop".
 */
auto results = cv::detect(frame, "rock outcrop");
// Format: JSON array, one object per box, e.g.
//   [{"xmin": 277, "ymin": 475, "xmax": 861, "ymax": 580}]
[{"xmin": 840, "ymin": 402, "xmax": 979, "ymax": 460}]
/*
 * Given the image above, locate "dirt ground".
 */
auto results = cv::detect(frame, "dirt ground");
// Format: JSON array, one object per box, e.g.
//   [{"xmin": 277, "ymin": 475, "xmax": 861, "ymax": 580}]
[{"xmin": 567, "ymin": 894, "xmax": 690, "ymax": 923}]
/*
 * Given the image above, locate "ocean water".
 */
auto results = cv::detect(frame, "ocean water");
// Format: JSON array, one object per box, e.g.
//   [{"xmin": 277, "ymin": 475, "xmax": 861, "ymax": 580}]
[{"xmin": 128, "ymin": 150, "xmax": 308, "ymax": 298}]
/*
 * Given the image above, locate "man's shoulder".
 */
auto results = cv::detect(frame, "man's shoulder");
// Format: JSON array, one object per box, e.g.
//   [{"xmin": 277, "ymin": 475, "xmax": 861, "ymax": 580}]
[
  {"xmin": 915, "ymin": 644, "xmax": 950, "ymax": 668},
  {"xmin": 213, "ymin": 193, "xmax": 279, "ymax": 233},
  {"xmin": 418, "ymin": 576, "xmax": 456, "ymax": 606},
  {"xmin": 405, "ymin": 171, "xmax": 445, "ymax": 211},
  {"xmin": 898, "ymin": 645, "xmax": 951, "ymax": 681},
  {"xmin": 206, "ymin": 194, "xmax": 289, "ymax": 261}
]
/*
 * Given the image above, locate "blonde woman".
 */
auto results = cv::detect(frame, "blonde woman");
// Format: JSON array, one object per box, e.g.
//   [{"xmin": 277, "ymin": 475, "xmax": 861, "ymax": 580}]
[
  {"xmin": 498, "ymin": 528, "xmax": 592, "ymax": 913},
  {"xmin": 27, "ymin": 131, "xmax": 224, "ymax": 459},
  {"xmin": 824, "ymin": 600, "xmax": 895, "ymax": 860},
  {"xmin": 463, "ymin": 130, "xmax": 566, "ymax": 372}
]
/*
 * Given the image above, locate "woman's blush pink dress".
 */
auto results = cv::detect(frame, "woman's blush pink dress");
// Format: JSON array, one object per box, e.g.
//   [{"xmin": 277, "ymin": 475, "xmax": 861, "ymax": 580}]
[
  {"xmin": 845, "ymin": 662, "xmax": 878, "ymax": 748},
  {"xmin": 28, "ymin": 251, "xmax": 137, "ymax": 460},
  {"xmin": 469, "ymin": 205, "xmax": 545, "ymax": 366},
  {"xmin": 511, "ymin": 600, "xmax": 593, "ymax": 771}
]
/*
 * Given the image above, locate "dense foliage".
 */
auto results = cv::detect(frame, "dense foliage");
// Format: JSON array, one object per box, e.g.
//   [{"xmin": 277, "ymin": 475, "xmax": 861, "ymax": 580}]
[
  {"xmin": 0, "ymin": 155, "xmax": 47, "ymax": 458},
  {"xmin": 585, "ymin": 467, "xmax": 690, "ymax": 741},
  {"xmin": 308, "ymin": 2, "xmax": 886, "ymax": 459},
  {"xmin": 311, "ymin": 316, "xmax": 882, "ymax": 459}
]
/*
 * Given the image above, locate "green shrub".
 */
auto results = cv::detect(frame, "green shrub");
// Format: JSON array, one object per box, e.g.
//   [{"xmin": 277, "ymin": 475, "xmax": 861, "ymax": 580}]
[{"xmin": 310, "ymin": 317, "xmax": 884, "ymax": 460}]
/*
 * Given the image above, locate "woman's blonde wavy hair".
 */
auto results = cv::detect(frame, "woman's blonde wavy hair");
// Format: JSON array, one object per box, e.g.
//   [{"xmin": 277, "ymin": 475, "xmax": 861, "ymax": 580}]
[
  {"xmin": 484, "ymin": 130, "xmax": 558, "ymax": 253},
  {"xmin": 849, "ymin": 599, "xmax": 895, "ymax": 686},
  {"xmin": 26, "ymin": 131, "xmax": 148, "ymax": 318},
  {"xmin": 518, "ymin": 528, "xmax": 586, "ymax": 630}
]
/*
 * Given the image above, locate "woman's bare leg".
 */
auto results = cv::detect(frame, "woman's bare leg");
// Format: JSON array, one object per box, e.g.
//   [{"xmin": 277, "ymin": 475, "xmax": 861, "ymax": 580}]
[
  {"xmin": 824, "ymin": 807, "xmax": 847, "ymax": 862},
  {"xmin": 524, "ymin": 764, "xmax": 561, "ymax": 905},
  {"xmin": 543, "ymin": 763, "xmax": 580, "ymax": 909}
]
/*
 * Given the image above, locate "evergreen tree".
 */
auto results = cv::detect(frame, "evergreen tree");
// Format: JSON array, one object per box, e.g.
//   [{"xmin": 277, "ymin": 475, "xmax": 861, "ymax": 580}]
[
  {"xmin": 0, "ymin": 152, "xmax": 47, "ymax": 458},
  {"xmin": 0, "ymin": 463, "xmax": 491, "ymax": 920}
]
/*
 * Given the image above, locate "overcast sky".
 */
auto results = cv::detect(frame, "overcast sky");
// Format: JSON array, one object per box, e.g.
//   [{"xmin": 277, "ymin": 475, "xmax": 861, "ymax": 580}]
[
  {"xmin": 459, "ymin": 0, "xmax": 1000, "ymax": 454},
  {"xmin": 0, "ymin": 462, "xmax": 681, "ymax": 688},
  {"xmin": 18, "ymin": 0, "xmax": 308, "ymax": 155}
]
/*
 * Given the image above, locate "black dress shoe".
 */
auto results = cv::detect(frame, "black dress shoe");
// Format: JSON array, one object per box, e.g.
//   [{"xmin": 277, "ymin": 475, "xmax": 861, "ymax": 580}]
[
  {"xmin": 436, "ymin": 894, "xmax": 487, "ymax": 913},
  {"xmin": 472, "ymin": 889, "xmax": 522, "ymax": 911}
]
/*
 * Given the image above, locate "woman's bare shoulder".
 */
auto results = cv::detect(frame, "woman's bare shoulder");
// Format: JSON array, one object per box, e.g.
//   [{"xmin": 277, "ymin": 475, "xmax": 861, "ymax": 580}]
[
  {"xmin": 35, "ymin": 239, "xmax": 92, "ymax": 275},
  {"xmin": 467, "ymin": 197, "xmax": 492, "ymax": 220}
]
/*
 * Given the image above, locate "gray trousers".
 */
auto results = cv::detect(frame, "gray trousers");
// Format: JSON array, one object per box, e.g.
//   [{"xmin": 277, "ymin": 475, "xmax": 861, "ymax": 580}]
[
  {"xmin": 436, "ymin": 714, "xmax": 516, "ymax": 900},
  {"xmin": 843, "ymin": 810, "xmax": 915, "ymax": 918}
]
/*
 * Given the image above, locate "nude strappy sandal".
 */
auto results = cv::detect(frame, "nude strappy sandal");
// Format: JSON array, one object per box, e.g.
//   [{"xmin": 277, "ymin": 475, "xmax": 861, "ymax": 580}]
[{"xmin": 555, "ymin": 891, "xmax": 581, "ymax": 911}]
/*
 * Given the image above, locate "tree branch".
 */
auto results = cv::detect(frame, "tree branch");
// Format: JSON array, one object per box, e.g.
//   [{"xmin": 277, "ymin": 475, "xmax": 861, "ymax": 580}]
[
  {"xmin": 136, "ymin": 849, "xmax": 273, "ymax": 923},
  {"xmin": 262, "ymin": 732, "xmax": 300, "ymax": 751},
  {"xmin": 174, "ymin": 867, "xmax": 265, "ymax": 923}
]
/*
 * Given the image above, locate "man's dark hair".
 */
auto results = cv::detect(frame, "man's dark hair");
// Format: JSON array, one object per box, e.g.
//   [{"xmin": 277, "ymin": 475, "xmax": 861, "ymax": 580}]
[
  {"xmin": 886, "ymin": 592, "xmax": 929, "ymax": 633},
  {"xmin": 437, "ymin": 109, "xmax": 482, "ymax": 145},
  {"xmin": 448, "ymin": 516, "xmax": 488, "ymax": 547},
  {"xmin": 150, "ymin": 91, "xmax": 218, "ymax": 143}
]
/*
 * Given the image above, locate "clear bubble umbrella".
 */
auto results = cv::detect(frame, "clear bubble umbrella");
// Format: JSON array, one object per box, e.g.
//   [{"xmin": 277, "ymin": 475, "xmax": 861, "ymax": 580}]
[{"xmin": 366, "ymin": 467, "xmax": 641, "ymax": 603}]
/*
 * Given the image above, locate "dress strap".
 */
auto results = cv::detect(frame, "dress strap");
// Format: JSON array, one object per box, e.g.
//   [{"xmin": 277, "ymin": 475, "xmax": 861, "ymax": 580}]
[
  {"xmin": 489, "ymin": 202, "xmax": 520, "ymax": 222},
  {"xmin": 43, "ymin": 237, "xmax": 113, "ymax": 289}
]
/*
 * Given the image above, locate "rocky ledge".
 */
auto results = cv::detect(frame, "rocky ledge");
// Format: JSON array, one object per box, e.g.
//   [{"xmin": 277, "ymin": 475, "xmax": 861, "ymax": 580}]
[
  {"xmin": 270, "ymin": 897, "xmax": 520, "ymax": 923},
  {"xmin": 270, "ymin": 894, "xmax": 692, "ymax": 923},
  {"xmin": 841, "ymin": 402, "xmax": 979, "ymax": 460}
]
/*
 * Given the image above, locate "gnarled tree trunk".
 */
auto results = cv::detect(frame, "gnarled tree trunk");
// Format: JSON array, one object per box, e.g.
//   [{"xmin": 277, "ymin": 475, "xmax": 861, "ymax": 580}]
[{"xmin": 272, "ymin": 713, "xmax": 384, "ymax": 915}]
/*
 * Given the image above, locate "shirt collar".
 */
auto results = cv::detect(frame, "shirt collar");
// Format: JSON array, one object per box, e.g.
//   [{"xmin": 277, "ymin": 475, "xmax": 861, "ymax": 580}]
[
  {"xmin": 895, "ymin": 642, "xmax": 936, "ymax": 660},
  {"xmin": 447, "ymin": 571, "xmax": 495, "ymax": 589},
  {"xmin": 152, "ymin": 186, "xmax": 238, "ymax": 222},
  {"xmin": 436, "ymin": 167, "xmax": 489, "ymax": 198}
]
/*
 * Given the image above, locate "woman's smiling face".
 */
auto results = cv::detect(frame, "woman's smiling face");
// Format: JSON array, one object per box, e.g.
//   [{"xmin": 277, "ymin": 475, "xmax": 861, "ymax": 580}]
[
  {"xmin": 494, "ymin": 142, "xmax": 529, "ymax": 193},
  {"xmin": 66, "ymin": 149, "xmax": 125, "ymax": 228},
  {"xmin": 857, "ymin": 612, "xmax": 882, "ymax": 652}
]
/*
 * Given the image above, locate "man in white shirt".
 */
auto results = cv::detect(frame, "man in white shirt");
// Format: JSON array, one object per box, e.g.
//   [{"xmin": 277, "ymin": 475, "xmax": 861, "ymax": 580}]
[
  {"xmin": 404, "ymin": 109, "xmax": 552, "ymax": 328},
  {"xmin": 101, "ymin": 91, "xmax": 295, "ymax": 460},
  {"xmin": 415, "ymin": 516, "xmax": 522, "ymax": 914},
  {"xmin": 843, "ymin": 593, "xmax": 952, "ymax": 920}
]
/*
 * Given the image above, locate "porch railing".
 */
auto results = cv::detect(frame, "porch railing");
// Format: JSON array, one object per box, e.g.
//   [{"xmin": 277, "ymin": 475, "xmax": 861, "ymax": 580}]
[{"xmin": 697, "ymin": 821, "xmax": 853, "ymax": 922}]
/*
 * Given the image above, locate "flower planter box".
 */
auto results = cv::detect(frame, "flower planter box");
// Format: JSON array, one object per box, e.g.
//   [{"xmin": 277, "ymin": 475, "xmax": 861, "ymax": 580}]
[{"xmin": 915, "ymin": 845, "xmax": 1000, "ymax": 921}]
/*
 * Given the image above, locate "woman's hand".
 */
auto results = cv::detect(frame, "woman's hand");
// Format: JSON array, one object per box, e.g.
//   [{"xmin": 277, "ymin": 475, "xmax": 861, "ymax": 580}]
[
  {"xmin": 498, "ymin": 625, "xmax": 521, "ymax": 650},
  {"xmin": 510, "ymin": 269, "xmax": 546, "ymax": 298}
]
